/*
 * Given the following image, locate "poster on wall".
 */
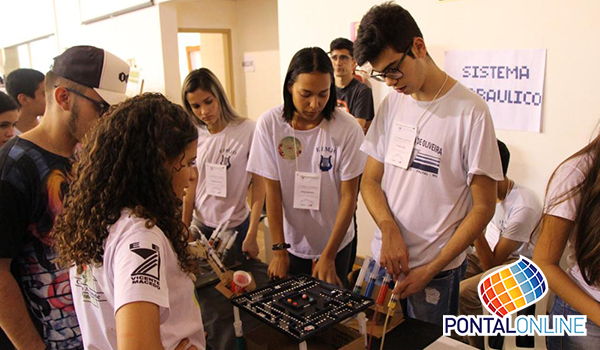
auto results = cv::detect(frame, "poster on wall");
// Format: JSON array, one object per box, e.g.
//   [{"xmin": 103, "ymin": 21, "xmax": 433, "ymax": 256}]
[{"xmin": 444, "ymin": 49, "xmax": 546, "ymax": 133}]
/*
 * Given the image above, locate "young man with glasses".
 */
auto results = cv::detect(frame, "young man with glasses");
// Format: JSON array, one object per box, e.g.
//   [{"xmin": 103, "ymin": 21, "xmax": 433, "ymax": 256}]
[
  {"xmin": 354, "ymin": 3, "xmax": 503, "ymax": 326},
  {"xmin": 329, "ymin": 37, "xmax": 375, "ymax": 135},
  {"xmin": 0, "ymin": 46, "xmax": 129, "ymax": 349}
]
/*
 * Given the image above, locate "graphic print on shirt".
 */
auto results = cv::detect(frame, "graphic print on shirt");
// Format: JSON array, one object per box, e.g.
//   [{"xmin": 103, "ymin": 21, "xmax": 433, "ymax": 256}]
[
  {"xmin": 278, "ymin": 136, "xmax": 302, "ymax": 160},
  {"xmin": 408, "ymin": 137, "xmax": 443, "ymax": 177},
  {"xmin": 220, "ymin": 154, "xmax": 231, "ymax": 169},
  {"xmin": 319, "ymin": 155, "xmax": 333, "ymax": 171},
  {"xmin": 9, "ymin": 149, "xmax": 81, "ymax": 348},
  {"xmin": 130, "ymin": 242, "xmax": 161, "ymax": 289},
  {"xmin": 73, "ymin": 264, "xmax": 106, "ymax": 308},
  {"xmin": 317, "ymin": 146, "xmax": 336, "ymax": 172},
  {"xmin": 336, "ymin": 99, "xmax": 350, "ymax": 113}
]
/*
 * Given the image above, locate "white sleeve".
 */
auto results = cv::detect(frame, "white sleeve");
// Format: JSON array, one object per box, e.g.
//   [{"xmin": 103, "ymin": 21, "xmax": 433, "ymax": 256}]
[
  {"xmin": 112, "ymin": 229, "xmax": 169, "ymax": 315},
  {"xmin": 545, "ymin": 161, "xmax": 585, "ymax": 221},
  {"xmin": 340, "ymin": 121, "xmax": 367, "ymax": 181},
  {"xmin": 500, "ymin": 207, "xmax": 541, "ymax": 243},
  {"xmin": 247, "ymin": 111, "xmax": 280, "ymax": 181},
  {"xmin": 360, "ymin": 94, "xmax": 391, "ymax": 162},
  {"xmin": 465, "ymin": 108, "xmax": 504, "ymax": 184}
]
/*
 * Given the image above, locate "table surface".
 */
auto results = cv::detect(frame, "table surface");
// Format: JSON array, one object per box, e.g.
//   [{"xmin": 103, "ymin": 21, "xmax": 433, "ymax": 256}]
[{"xmin": 196, "ymin": 260, "xmax": 451, "ymax": 350}]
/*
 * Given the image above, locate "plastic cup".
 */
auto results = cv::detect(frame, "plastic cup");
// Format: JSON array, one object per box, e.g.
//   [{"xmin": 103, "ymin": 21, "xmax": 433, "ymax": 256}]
[{"xmin": 231, "ymin": 270, "xmax": 251, "ymax": 293}]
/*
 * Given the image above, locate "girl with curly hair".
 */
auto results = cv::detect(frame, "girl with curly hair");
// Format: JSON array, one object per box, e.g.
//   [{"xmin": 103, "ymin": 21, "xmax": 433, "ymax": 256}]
[
  {"xmin": 53, "ymin": 93, "xmax": 205, "ymax": 350},
  {"xmin": 534, "ymin": 129, "xmax": 600, "ymax": 349},
  {"xmin": 181, "ymin": 68, "xmax": 265, "ymax": 261}
]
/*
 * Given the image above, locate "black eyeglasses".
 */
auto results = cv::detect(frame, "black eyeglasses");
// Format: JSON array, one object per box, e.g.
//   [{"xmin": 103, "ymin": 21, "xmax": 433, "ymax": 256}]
[
  {"xmin": 56, "ymin": 85, "xmax": 110, "ymax": 115},
  {"xmin": 370, "ymin": 43, "xmax": 413, "ymax": 82}
]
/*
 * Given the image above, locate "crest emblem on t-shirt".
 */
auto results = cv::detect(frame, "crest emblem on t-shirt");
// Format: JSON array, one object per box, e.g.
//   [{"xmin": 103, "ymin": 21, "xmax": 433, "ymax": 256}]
[
  {"xmin": 319, "ymin": 155, "xmax": 333, "ymax": 172},
  {"xmin": 73, "ymin": 264, "xmax": 106, "ymax": 308},
  {"xmin": 130, "ymin": 242, "xmax": 161, "ymax": 289},
  {"xmin": 278, "ymin": 136, "xmax": 302, "ymax": 160},
  {"xmin": 220, "ymin": 154, "xmax": 232, "ymax": 169}
]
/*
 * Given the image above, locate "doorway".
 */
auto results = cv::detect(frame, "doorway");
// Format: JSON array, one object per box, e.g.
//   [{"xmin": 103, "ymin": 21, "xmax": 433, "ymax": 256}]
[{"xmin": 178, "ymin": 29, "xmax": 235, "ymax": 106}]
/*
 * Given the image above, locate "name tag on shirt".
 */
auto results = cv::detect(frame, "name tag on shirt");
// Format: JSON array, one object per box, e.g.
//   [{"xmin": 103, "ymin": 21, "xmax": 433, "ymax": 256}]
[
  {"xmin": 385, "ymin": 122, "xmax": 416, "ymax": 169},
  {"xmin": 206, "ymin": 163, "xmax": 227, "ymax": 198},
  {"xmin": 293, "ymin": 171, "xmax": 321, "ymax": 210}
]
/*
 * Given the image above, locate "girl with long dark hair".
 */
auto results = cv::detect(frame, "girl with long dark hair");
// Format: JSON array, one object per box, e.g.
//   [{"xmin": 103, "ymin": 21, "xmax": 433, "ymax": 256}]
[
  {"xmin": 247, "ymin": 47, "xmax": 366, "ymax": 286},
  {"xmin": 534, "ymin": 131, "xmax": 600, "ymax": 349}
]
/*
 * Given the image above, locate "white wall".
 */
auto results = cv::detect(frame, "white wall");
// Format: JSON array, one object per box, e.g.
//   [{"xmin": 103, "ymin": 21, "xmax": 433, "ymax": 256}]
[
  {"xmin": 172, "ymin": 0, "xmax": 281, "ymax": 119},
  {"xmin": 278, "ymin": 0, "xmax": 600, "ymax": 258},
  {"xmin": 54, "ymin": 0, "xmax": 168, "ymax": 95},
  {"xmin": 236, "ymin": 0, "xmax": 282, "ymax": 120}
]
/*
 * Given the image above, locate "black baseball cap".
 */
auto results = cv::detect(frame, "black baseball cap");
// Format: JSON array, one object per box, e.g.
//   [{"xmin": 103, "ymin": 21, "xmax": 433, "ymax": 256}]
[{"xmin": 51, "ymin": 45, "xmax": 130, "ymax": 105}]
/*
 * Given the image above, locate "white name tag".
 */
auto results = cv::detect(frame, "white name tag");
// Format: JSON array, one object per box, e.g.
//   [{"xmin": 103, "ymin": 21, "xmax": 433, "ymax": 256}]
[
  {"xmin": 206, "ymin": 163, "xmax": 227, "ymax": 198},
  {"xmin": 293, "ymin": 171, "xmax": 321, "ymax": 210},
  {"xmin": 385, "ymin": 122, "xmax": 416, "ymax": 169}
]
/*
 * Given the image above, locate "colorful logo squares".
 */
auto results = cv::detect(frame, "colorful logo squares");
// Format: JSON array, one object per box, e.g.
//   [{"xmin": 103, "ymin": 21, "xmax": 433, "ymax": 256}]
[{"xmin": 478, "ymin": 257, "xmax": 548, "ymax": 318}]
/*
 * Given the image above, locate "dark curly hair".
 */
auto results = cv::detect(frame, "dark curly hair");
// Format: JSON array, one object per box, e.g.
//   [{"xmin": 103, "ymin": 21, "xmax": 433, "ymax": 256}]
[
  {"xmin": 354, "ymin": 2, "xmax": 422, "ymax": 66},
  {"xmin": 53, "ymin": 93, "xmax": 198, "ymax": 273}
]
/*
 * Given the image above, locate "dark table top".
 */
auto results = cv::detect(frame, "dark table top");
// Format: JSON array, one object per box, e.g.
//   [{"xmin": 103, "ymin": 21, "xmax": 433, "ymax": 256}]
[{"xmin": 196, "ymin": 260, "xmax": 444, "ymax": 350}]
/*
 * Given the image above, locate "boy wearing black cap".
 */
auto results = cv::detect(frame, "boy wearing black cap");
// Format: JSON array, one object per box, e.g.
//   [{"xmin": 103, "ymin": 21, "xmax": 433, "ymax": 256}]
[{"xmin": 0, "ymin": 46, "xmax": 129, "ymax": 349}]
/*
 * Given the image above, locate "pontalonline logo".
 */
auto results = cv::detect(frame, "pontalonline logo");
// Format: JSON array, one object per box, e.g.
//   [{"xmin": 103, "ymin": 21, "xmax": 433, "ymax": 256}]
[{"xmin": 444, "ymin": 257, "xmax": 587, "ymax": 337}]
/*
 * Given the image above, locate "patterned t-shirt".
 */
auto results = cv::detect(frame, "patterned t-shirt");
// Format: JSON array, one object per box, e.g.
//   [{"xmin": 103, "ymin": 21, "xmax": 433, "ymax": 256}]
[{"xmin": 0, "ymin": 137, "xmax": 82, "ymax": 349}]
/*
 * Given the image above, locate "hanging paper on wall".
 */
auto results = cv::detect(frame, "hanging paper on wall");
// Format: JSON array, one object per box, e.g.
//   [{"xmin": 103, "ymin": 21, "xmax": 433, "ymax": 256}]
[{"xmin": 444, "ymin": 49, "xmax": 546, "ymax": 133}]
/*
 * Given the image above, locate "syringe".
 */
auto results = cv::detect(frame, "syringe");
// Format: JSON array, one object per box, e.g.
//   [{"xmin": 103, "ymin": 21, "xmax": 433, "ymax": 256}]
[
  {"xmin": 352, "ymin": 256, "xmax": 371, "ymax": 295},
  {"xmin": 364, "ymin": 263, "xmax": 380, "ymax": 298}
]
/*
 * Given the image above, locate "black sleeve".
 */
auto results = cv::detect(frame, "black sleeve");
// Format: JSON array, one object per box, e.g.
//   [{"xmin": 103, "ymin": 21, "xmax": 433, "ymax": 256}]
[
  {"xmin": 0, "ymin": 181, "xmax": 29, "ymax": 259},
  {"xmin": 352, "ymin": 86, "xmax": 375, "ymax": 121}
]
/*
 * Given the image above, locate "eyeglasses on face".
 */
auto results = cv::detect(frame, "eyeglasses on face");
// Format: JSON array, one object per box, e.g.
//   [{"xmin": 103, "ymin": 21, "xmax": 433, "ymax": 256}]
[
  {"xmin": 55, "ymin": 85, "xmax": 110, "ymax": 115},
  {"xmin": 370, "ymin": 42, "xmax": 413, "ymax": 82}
]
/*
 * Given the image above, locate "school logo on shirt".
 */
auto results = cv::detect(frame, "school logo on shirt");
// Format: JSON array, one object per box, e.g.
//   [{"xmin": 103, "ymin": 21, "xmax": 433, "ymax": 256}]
[
  {"xmin": 278, "ymin": 136, "xmax": 302, "ymax": 160},
  {"xmin": 409, "ymin": 150, "xmax": 441, "ymax": 176},
  {"xmin": 130, "ymin": 242, "xmax": 161, "ymax": 289},
  {"xmin": 73, "ymin": 264, "xmax": 106, "ymax": 308},
  {"xmin": 220, "ymin": 154, "xmax": 232, "ymax": 169},
  {"xmin": 319, "ymin": 155, "xmax": 333, "ymax": 171}
]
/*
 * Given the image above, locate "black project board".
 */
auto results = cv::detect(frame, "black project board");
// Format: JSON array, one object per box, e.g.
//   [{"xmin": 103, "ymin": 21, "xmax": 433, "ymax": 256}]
[{"xmin": 231, "ymin": 275, "xmax": 374, "ymax": 342}]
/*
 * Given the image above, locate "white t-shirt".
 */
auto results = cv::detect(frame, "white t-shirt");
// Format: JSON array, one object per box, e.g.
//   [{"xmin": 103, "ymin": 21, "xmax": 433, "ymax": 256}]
[
  {"xmin": 247, "ymin": 106, "xmax": 366, "ymax": 259},
  {"xmin": 194, "ymin": 119, "xmax": 255, "ymax": 227},
  {"xmin": 545, "ymin": 154, "xmax": 600, "ymax": 301},
  {"xmin": 70, "ymin": 211, "xmax": 206, "ymax": 350},
  {"xmin": 361, "ymin": 82, "xmax": 503, "ymax": 271},
  {"xmin": 484, "ymin": 183, "xmax": 542, "ymax": 259}
]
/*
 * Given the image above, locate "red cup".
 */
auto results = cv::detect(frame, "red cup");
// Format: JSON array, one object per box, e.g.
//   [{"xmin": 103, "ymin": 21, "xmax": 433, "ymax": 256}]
[{"xmin": 230, "ymin": 270, "xmax": 251, "ymax": 293}]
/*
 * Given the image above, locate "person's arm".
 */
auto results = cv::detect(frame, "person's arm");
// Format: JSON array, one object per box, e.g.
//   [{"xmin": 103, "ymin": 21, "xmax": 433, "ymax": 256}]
[
  {"xmin": 242, "ymin": 173, "xmax": 266, "ymax": 259},
  {"xmin": 116, "ymin": 302, "xmax": 198, "ymax": 350},
  {"xmin": 533, "ymin": 214, "xmax": 600, "ymax": 326},
  {"xmin": 475, "ymin": 205, "xmax": 539, "ymax": 270},
  {"xmin": 474, "ymin": 234, "xmax": 520, "ymax": 271},
  {"xmin": 361, "ymin": 156, "xmax": 410, "ymax": 276},
  {"xmin": 354, "ymin": 118, "xmax": 372, "ymax": 135},
  {"xmin": 0, "ymin": 259, "xmax": 46, "ymax": 350},
  {"xmin": 182, "ymin": 167, "xmax": 199, "ymax": 230},
  {"xmin": 394, "ymin": 174, "xmax": 497, "ymax": 298},
  {"xmin": 313, "ymin": 177, "xmax": 359, "ymax": 285},
  {"xmin": 263, "ymin": 177, "xmax": 289, "ymax": 279}
]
